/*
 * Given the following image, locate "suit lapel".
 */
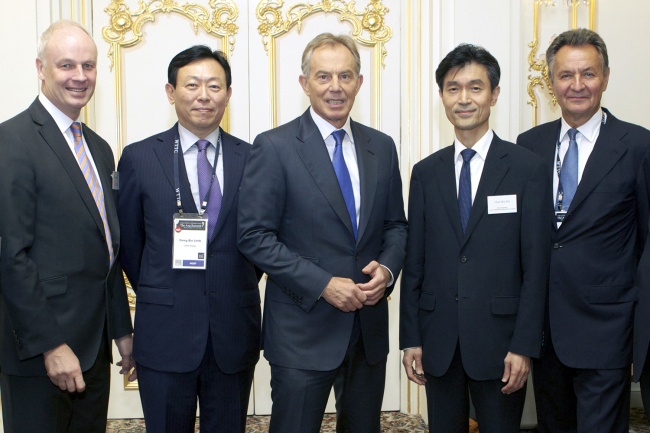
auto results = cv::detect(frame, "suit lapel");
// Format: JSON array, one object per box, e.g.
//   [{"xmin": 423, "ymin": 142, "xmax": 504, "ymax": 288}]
[
  {"xmin": 529, "ymin": 120, "xmax": 561, "ymax": 233},
  {"xmin": 210, "ymin": 129, "xmax": 244, "ymax": 242},
  {"xmin": 434, "ymin": 146, "xmax": 464, "ymax": 245},
  {"xmin": 152, "ymin": 124, "xmax": 198, "ymax": 214},
  {"xmin": 295, "ymin": 110, "xmax": 356, "ymax": 239},
  {"xmin": 566, "ymin": 112, "xmax": 626, "ymax": 215},
  {"xmin": 462, "ymin": 135, "xmax": 509, "ymax": 246},
  {"xmin": 30, "ymin": 101, "xmax": 106, "ymax": 239},
  {"xmin": 352, "ymin": 121, "xmax": 376, "ymax": 244}
]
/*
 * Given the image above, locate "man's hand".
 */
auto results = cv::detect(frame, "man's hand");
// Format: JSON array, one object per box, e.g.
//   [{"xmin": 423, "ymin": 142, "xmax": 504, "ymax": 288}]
[
  {"xmin": 501, "ymin": 352, "xmax": 530, "ymax": 394},
  {"xmin": 402, "ymin": 347, "xmax": 427, "ymax": 386},
  {"xmin": 115, "ymin": 334, "xmax": 137, "ymax": 382},
  {"xmin": 357, "ymin": 261, "xmax": 390, "ymax": 305},
  {"xmin": 322, "ymin": 277, "xmax": 367, "ymax": 312},
  {"xmin": 43, "ymin": 343, "xmax": 85, "ymax": 392}
]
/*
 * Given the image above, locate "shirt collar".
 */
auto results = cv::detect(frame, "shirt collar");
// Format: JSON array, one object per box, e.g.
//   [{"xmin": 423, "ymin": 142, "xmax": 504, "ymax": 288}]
[
  {"xmin": 309, "ymin": 106, "xmax": 354, "ymax": 144},
  {"xmin": 178, "ymin": 122, "xmax": 221, "ymax": 154},
  {"xmin": 560, "ymin": 108, "xmax": 603, "ymax": 143},
  {"xmin": 39, "ymin": 93, "xmax": 80, "ymax": 135},
  {"xmin": 454, "ymin": 129, "xmax": 493, "ymax": 163}
]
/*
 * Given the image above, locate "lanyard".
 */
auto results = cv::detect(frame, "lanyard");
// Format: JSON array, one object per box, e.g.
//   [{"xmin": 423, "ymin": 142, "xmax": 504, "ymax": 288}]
[
  {"xmin": 173, "ymin": 126, "xmax": 222, "ymax": 215},
  {"xmin": 554, "ymin": 124, "xmax": 566, "ymax": 212}
]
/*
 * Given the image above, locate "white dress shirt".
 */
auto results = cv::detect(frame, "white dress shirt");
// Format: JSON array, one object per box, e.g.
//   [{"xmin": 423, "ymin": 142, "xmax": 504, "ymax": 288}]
[
  {"xmin": 39, "ymin": 94, "xmax": 104, "ymax": 192},
  {"xmin": 553, "ymin": 109, "xmax": 604, "ymax": 209},
  {"xmin": 454, "ymin": 129, "xmax": 494, "ymax": 204},
  {"xmin": 178, "ymin": 123, "xmax": 224, "ymax": 211},
  {"xmin": 309, "ymin": 108, "xmax": 393, "ymax": 286}
]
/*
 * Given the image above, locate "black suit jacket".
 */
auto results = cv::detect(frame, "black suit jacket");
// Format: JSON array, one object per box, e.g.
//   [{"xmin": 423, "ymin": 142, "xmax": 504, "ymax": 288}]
[
  {"xmin": 517, "ymin": 109, "xmax": 650, "ymax": 369},
  {"xmin": 0, "ymin": 98, "xmax": 132, "ymax": 376},
  {"xmin": 238, "ymin": 108, "xmax": 408, "ymax": 371},
  {"xmin": 400, "ymin": 134, "xmax": 552, "ymax": 380},
  {"xmin": 117, "ymin": 125, "xmax": 261, "ymax": 374}
]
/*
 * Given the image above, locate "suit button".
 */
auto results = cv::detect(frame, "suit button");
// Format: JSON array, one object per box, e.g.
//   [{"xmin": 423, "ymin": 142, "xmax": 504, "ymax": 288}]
[
  {"xmin": 455, "ymin": 294, "xmax": 459, "ymax": 301},
  {"xmin": 208, "ymin": 252, "xmax": 214, "ymax": 258},
  {"xmin": 553, "ymin": 243, "xmax": 559, "ymax": 249},
  {"xmin": 460, "ymin": 256, "xmax": 467, "ymax": 264},
  {"xmin": 355, "ymin": 254, "xmax": 360, "ymax": 260}
]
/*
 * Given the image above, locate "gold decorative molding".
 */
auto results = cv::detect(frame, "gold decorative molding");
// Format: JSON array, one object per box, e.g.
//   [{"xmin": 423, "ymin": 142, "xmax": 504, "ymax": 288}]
[
  {"xmin": 527, "ymin": 0, "xmax": 596, "ymax": 127},
  {"xmin": 256, "ymin": 0, "xmax": 392, "ymax": 129},
  {"xmin": 102, "ymin": 0, "xmax": 239, "ymax": 157}
]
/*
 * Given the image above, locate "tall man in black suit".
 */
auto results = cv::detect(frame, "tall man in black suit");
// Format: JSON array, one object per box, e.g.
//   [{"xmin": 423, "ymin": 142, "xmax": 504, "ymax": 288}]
[
  {"xmin": 117, "ymin": 46, "xmax": 261, "ymax": 433},
  {"xmin": 238, "ymin": 33, "xmax": 408, "ymax": 433},
  {"xmin": 0, "ymin": 20, "xmax": 134, "ymax": 433},
  {"xmin": 517, "ymin": 29, "xmax": 650, "ymax": 433},
  {"xmin": 400, "ymin": 44, "xmax": 552, "ymax": 432}
]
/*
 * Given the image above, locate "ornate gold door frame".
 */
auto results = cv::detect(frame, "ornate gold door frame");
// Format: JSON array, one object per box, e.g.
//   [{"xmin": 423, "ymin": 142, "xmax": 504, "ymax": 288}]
[
  {"xmin": 102, "ymin": 0, "xmax": 239, "ymax": 157},
  {"xmin": 256, "ymin": 0, "xmax": 392, "ymax": 129}
]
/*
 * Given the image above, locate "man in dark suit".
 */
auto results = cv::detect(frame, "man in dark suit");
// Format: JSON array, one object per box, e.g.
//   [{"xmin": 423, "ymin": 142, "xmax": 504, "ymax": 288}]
[
  {"xmin": 517, "ymin": 29, "xmax": 650, "ymax": 433},
  {"xmin": 117, "ymin": 46, "xmax": 261, "ymax": 433},
  {"xmin": 238, "ymin": 33, "xmax": 408, "ymax": 433},
  {"xmin": 0, "ymin": 20, "xmax": 134, "ymax": 433},
  {"xmin": 400, "ymin": 44, "xmax": 552, "ymax": 432}
]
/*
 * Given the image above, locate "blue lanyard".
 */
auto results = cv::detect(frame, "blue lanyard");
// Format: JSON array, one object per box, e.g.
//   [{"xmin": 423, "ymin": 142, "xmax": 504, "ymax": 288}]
[{"xmin": 173, "ymin": 125, "xmax": 221, "ymax": 215}]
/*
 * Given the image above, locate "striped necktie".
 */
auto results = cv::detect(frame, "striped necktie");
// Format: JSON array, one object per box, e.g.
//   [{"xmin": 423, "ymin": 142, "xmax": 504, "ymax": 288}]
[{"xmin": 70, "ymin": 122, "xmax": 114, "ymax": 265}]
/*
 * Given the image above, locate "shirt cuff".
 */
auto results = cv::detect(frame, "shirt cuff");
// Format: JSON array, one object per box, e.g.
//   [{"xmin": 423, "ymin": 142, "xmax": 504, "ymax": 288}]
[{"xmin": 380, "ymin": 264, "xmax": 394, "ymax": 287}]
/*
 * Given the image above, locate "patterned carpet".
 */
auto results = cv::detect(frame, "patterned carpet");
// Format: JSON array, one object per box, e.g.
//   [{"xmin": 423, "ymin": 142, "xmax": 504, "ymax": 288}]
[{"xmin": 106, "ymin": 408, "xmax": 650, "ymax": 432}]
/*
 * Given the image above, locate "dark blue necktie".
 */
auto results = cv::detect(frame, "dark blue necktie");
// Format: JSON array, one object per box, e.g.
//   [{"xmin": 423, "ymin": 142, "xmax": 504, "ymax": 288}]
[
  {"xmin": 331, "ymin": 129, "xmax": 357, "ymax": 240},
  {"xmin": 458, "ymin": 148, "xmax": 476, "ymax": 233},
  {"xmin": 196, "ymin": 139, "xmax": 222, "ymax": 239},
  {"xmin": 558, "ymin": 128, "xmax": 579, "ymax": 211}
]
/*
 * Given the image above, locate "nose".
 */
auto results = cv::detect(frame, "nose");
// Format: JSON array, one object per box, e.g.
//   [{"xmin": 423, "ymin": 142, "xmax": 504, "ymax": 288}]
[
  {"xmin": 72, "ymin": 65, "xmax": 88, "ymax": 82},
  {"xmin": 570, "ymin": 75, "xmax": 586, "ymax": 91},
  {"xmin": 459, "ymin": 88, "xmax": 471, "ymax": 104},
  {"xmin": 197, "ymin": 84, "xmax": 210, "ymax": 101},
  {"xmin": 329, "ymin": 76, "xmax": 342, "ymax": 92}
]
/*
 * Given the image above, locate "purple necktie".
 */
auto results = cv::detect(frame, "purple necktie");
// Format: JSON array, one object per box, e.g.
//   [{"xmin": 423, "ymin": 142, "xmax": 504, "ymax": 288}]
[{"xmin": 196, "ymin": 139, "xmax": 222, "ymax": 239}]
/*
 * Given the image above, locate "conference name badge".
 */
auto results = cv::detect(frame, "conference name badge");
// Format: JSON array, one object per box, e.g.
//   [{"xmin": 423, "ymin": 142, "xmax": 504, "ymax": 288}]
[
  {"xmin": 172, "ymin": 213, "xmax": 208, "ymax": 270},
  {"xmin": 487, "ymin": 194, "xmax": 517, "ymax": 214}
]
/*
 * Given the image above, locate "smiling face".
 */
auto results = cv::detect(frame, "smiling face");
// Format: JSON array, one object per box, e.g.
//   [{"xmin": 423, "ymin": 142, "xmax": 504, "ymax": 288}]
[
  {"xmin": 165, "ymin": 57, "xmax": 232, "ymax": 139},
  {"xmin": 551, "ymin": 44, "xmax": 609, "ymax": 128},
  {"xmin": 439, "ymin": 62, "xmax": 500, "ymax": 147},
  {"xmin": 299, "ymin": 44, "xmax": 363, "ymax": 129},
  {"xmin": 36, "ymin": 26, "xmax": 97, "ymax": 120}
]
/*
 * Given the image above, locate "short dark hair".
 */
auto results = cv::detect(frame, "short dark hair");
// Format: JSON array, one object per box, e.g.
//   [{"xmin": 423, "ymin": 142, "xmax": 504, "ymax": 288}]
[
  {"xmin": 545, "ymin": 29, "xmax": 608, "ymax": 82},
  {"xmin": 436, "ymin": 44, "xmax": 501, "ymax": 92},
  {"xmin": 167, "ymin": 45, "xmax": 231, "ymax": 89}
]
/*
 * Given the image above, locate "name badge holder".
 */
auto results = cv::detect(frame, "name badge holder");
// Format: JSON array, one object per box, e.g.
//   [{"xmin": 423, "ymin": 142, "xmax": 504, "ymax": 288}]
[{"xmin": 171, "ymin": 127, "xmax": 221, "ymax": 270}]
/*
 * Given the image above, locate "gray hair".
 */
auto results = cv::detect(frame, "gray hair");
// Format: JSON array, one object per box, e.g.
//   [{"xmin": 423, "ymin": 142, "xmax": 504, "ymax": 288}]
[
  {"xmin": 37, "ymin": 19, "xmax": 96, "ymax": 63},
  {"xmin": 301, "ymin": 33, "xmax": 361, "ymax": 77},
  {"xmin": 546, "ymin": 28, "xmax": 608, "ymax": 82}
]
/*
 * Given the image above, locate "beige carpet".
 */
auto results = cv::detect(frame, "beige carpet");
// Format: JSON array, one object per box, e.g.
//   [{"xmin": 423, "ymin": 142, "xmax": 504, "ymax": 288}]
[{"xmin": 106, "ymin": 408, "xmax": 650, "ymax": 432}]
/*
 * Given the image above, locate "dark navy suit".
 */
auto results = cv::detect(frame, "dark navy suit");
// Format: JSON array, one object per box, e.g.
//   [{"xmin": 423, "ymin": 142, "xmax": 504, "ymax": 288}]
[
  {"xmin": 238, "ymin": 109, "xmax": 407, "ymax": 433},
  {"xmin": 400, "ymin": 135, "xmax": 552, "ymax": 432},
  {"xmin": 117, "ymin": 124, "xmax": 261, "ymax": 433},
  {"xmin": 517, "ymin": 109, "xmax": 650, "ymax": 433}
]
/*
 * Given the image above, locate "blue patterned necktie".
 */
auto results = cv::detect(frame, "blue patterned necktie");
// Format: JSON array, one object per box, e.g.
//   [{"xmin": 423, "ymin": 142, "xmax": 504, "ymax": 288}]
[
  {"xmin": 458, "ymin": 148, "xmax": 476, "ymax": 234},
  {"xmin": 196, "ymin": 139, "xmax": 222, "ymax": 240},
  {"xmin": 558, "ymin": 128, "xmax": 579, "ymax": 211},
  {"xmin": 70, "ymin": 122, "xmax": 114, "ymax": 265},
  {"xmin": 331, "ymin": 129, "xmax": 357, "ymax": 240}
]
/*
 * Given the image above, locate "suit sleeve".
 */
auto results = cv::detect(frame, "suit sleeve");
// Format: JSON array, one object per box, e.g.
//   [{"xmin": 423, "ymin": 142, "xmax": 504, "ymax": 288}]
[
  {"xmin": 510, "ymin": 158, "xmax": 553, "ymax": 358},
  {"xmin": 116, "ymin": 145, "xmax": 146, "ymax": 293},
  {"xmin": 238, "ymin": 134, "xmax": 333, "ymax": 312},
  {"xmin": 0, "ymin": 127, "xmax": 65, "ymax": 359},
  {"xmin": 376, "ymin": 138, "xmax": 408, "ymax": 296},
  {"xmin": 399, "ymin": 164, "xmax": 425, "ymax": 349},
  {"xmin": 636, "ymin": 148, "xmax": 650, "ymax": 262}
]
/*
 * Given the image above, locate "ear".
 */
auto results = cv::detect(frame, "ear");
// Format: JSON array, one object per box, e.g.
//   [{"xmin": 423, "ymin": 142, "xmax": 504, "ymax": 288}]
[
  {"xmin": 225, "ymin": 86, "xmax": 233, "ymax": 107},
  {"xmin": 36, "ymin": 58, "xmax": 45, "ymax": 81},
  {"xmin": 490, "ymin": 86, "xmax": 501, "ymax": 106},
  {"xmin": 439, "ymin": 88, "xmax": 443, "ymax": 99},
  {"xmin": 355, "ymin": 74, "xmax": 364, "ymax": 94},
  {"xmin": 165, "ymin": 83, "xmax": 176, "ymax": 105},
  {"xmin": 299, "ymin": 74, "xmax": 310, "ymax": 96},
  {"xmin": 601, "ymin": 67, "xmax": 610, "ymax": 92}
]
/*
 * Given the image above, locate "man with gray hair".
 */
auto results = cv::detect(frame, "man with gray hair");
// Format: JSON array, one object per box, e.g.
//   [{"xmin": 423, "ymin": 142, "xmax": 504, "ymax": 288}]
[
  {"xmin": 238, "ymin": 33, "xmax": 407, "ymax": 432},
  {"xmin": 517, "ymin": 28, "xmax": 650, "ymax": 432},
  {"xmin": 0, "ymin": 19, "xmax": 134, "ymax": 432}
]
